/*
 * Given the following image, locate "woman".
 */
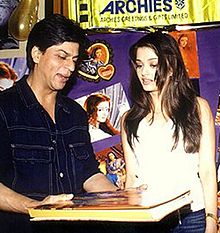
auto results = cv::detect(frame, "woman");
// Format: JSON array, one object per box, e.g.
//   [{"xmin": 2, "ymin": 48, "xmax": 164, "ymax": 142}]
[
  {"xmin": 121, "ymin": 31, "xmax": 217, "ymax": 232},
  {"xmin": 84, "ymin": 93, "xmax": 120, "ymax": 142},
  {"xmin": 106, "ymin": 151, "xmax": 125, "ymax": 188}
]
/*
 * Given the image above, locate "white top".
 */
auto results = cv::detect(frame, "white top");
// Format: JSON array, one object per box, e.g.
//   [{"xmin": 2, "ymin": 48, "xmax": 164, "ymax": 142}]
[
  {"xmin": 132, "ymin": 118, "xmax": 204, "ymax": 211},
  {"xmin": 89, "ymin": 124, "xmax": 111, "ymax": 142}
]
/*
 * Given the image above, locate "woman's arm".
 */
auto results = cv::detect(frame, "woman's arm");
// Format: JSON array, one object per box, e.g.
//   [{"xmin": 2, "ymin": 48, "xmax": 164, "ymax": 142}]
[
  {"xmin": 83, "ymin": 173, "xmax": 118, "ymax": 192},
  {"xmin": 197, "ymin": 97, "xmax": 218, "ymax": 233}
]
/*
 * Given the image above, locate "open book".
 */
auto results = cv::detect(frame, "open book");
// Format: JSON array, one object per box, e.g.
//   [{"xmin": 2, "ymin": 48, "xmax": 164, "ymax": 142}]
[{"xmin": 28, "ymin": 189, "xmax": 192, "ymax": 222}]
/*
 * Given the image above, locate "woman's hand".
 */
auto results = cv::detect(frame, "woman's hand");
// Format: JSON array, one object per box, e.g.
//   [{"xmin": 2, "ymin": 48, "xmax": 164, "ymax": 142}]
[
  {"xmin": 205, "ymin": 217, "xmax": 218, "ymax": 233},
  {"xmin": 125, "ymin": 184, "xmax": 148, "ymax": 191}
]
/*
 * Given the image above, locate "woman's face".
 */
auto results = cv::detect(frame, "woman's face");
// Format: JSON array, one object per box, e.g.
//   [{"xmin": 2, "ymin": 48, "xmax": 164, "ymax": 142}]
[
  {"xmin": 134, "ymin": 46, "xmax": 158, "ymax": 93},
  {"xmin": 95, "ymin": 49, "xmax": 102, "ymax": 59},
  {"xmin": 108, "ymin": 152, "xmax": 115, "ymax": 161},
  {"xmin": 96, "ymin": 101, "xmax": 110, "ymax": 123},
  {"xmin": 179, "ymin": 36, "xmax": 188, "ymax": 48}
]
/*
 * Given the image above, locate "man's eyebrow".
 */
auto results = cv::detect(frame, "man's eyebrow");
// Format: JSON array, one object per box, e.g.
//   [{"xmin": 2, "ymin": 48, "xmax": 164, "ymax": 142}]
[{"xmin": 58, "ymin": 49, "xmax": 79, "ymax": 58}]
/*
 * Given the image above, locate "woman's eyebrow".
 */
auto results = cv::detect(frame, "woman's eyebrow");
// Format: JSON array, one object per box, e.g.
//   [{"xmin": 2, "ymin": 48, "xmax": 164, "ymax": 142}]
[{"xmin": 136, "ymin": 57, "xmax": 158, "ymax": 62}]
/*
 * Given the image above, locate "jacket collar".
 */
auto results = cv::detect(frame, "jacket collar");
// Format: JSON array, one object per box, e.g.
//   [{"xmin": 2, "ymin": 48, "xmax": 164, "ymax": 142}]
[{"xmin": 16, "ymin": 75, "xmax": 70, "ymax": 113}]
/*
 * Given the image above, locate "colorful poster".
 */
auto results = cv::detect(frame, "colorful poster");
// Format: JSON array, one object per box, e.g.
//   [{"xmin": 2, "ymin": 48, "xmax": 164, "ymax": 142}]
[
  {"xmin": 69, "ymin": 0, "xmax": 220, "ymax": 29},
  {"xmin": 0, "ymin": 57, "xmax": 27, "ymax": 91},
  {"xmin": 169, "ymin": 30, "xmax": 200, "ymax": 79},
  {"xmin": 1, "ymin": 29, "xmax": 220, "ymax": 189},
  {"xmin": 67, "ymin": 29, "xmax": 220, "ymax": 188},
  {"xmin": 68, "ymin": 32, "xmax": 143, "ymax": 188}
]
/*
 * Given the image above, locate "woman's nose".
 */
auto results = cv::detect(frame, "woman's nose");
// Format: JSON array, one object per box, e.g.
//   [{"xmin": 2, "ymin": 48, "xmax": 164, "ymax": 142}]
[{"xmin": 141, "ymin": 65, "xmax": 149, "ymax": 76}]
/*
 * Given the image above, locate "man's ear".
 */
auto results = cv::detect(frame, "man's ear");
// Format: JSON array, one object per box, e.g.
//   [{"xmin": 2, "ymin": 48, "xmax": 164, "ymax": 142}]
[{"xmin": 31, "ymin": 46, "xmax": 42, "ymax": 64}]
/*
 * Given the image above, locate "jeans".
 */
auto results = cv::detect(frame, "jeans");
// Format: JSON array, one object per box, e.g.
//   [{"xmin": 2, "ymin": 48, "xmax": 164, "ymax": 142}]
[{"xmin": 170, "ymin": 209, "xmax": 205, "ymax": 233}]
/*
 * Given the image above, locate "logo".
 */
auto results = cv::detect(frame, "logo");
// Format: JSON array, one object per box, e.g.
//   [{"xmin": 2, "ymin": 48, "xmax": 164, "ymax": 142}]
[
  {"xmin": 175, "ymin": 0, "xmax": 185, "ymax": 9},
  {"xmin": 78, "ymin": 40, "xmax": 115, "ymax": 82},
  {"xmin": 100, "ymin": 0, "xmax": 173, "ymax": 15}
]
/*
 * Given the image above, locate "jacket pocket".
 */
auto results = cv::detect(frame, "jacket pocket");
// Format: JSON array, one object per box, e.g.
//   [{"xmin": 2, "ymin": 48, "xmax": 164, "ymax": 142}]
[
  {"xmin": 69, "ymin": 142, "xmax": 90, "ymax": 160},
  {"xmin": 11, "ymin": 144, "xmax": 53, "ymax": 199}
]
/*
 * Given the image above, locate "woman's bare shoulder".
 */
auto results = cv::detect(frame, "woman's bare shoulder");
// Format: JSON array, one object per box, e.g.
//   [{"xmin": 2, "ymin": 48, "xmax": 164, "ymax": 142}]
[
  {"xmin": 121, "ymin": 110, "xmax": 129, "ymax": 122},
  {"xmin": 196, "ymin": 96, "xmax": 213, "ymax": 121}
]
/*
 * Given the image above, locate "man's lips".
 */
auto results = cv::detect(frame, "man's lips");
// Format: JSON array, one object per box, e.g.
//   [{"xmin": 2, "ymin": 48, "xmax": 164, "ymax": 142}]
[{"xmin": 57, "ymin": 73, "xmax": 69, "ymax": 82}]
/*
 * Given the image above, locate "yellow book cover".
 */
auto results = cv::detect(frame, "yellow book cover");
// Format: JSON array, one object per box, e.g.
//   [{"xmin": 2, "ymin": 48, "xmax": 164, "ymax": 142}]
[{"xmin": 28, "ymin": 189, "xmax": 192, "ymax": 222}]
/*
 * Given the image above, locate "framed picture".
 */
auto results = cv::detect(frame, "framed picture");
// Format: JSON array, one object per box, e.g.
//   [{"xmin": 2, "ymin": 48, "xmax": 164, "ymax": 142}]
[
  {"xmin": 0, "ymin": 0, "xmax": 45, "ymax": 58},
  {"xmin": 169, "ymin": 30, "xmax": 200, "ymax": 79}
]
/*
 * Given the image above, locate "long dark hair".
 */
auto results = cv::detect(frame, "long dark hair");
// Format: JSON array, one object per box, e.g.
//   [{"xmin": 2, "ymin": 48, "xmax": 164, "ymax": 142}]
[{"xmin": 124, "ymin": 31, "xmax": 201, "ymax": 153}]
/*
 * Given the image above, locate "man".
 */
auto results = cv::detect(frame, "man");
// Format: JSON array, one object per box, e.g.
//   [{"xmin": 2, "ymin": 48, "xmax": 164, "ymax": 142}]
[{"xmin": 0, "ymin": 14, "xmax": 117, "ymax": 233}]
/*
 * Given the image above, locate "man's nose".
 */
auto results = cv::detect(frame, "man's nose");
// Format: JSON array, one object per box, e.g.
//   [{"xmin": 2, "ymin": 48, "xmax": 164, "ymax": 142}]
[{"xmin": 66, "ymin": 59, "xmax": 76, "ymax": 73}]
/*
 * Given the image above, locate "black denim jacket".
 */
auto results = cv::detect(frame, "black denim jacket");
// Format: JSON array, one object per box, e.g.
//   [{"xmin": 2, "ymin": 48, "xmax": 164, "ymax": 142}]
[{"xmin": 0, "ymin": 76, "xmax": 99, "ymax": 200}]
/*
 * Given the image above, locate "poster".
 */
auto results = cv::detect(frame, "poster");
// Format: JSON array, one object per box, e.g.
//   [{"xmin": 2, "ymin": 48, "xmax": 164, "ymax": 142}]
[
  {"xmin": 69, "ymin": 0, "xmax": 220, "ymax": 29},
  {"xmin": 0, "ymin": 57, "xmax": 28, "ymax": 91},
  {"xmin": 169, "ymin": 30, "xmax": 200, "ymax": 79},
  {"xmin": 0, "ymin": 28, "xmax": 220, "ymax": 190},
  {"xmin": 67, "ymin": 29, "xmax": 220, "ymax": 189},
  {"xmin": 68, "ymin": 32, "xmax": 143, "ymax": 189}
]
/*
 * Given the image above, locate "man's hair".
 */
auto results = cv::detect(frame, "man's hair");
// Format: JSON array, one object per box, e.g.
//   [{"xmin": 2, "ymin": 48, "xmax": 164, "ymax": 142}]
[{"xmin": 26, "ymin": 14, "xmax": 89, "ymax": 70}]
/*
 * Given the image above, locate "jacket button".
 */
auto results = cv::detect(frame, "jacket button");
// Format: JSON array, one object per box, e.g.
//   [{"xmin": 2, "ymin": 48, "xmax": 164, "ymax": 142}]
[{"xmin": 59, "ymin": 172, "xmax": 64, "ymax": 178}]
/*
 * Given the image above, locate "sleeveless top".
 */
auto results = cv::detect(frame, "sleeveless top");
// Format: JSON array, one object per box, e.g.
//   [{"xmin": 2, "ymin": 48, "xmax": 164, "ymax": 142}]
[{"xmin": 132, "ymin": 118, "xmax": 204, "ymax": 211}]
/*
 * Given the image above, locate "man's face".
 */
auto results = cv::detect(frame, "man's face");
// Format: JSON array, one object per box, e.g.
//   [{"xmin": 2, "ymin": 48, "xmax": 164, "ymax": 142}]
[{"xmin": 34, "ymin": 41, "xmax": 79, "ymax": 92}]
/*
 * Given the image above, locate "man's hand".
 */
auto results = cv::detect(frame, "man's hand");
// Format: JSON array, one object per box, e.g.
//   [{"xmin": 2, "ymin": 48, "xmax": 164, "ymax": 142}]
[{"xmin": 27, "ymin": 194, "xmax": 74, "ymax": 210}]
